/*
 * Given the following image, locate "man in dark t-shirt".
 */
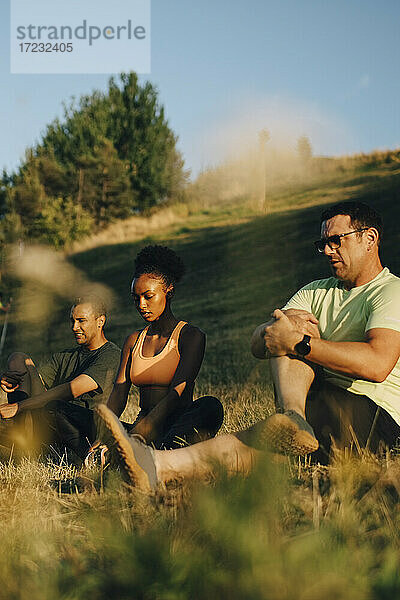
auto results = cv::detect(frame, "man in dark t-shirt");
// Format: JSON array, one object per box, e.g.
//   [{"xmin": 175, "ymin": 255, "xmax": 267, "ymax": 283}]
[
  {"xmin": 39, "ymin": 343, "xmax": 120, "ymax": 410},
  {"xmin": 0, "ymin": 296, "xmax": 120, "ymax": 459}
]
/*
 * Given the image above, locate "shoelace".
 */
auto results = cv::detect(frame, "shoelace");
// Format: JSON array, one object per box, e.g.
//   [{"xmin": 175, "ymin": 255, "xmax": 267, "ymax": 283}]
[{"xmin": 84, "ymin": 443, "xmax": 108, "ymax": 468}]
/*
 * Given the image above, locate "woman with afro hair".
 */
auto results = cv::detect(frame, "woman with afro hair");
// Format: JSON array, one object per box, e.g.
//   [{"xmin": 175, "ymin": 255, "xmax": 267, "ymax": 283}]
[{"xmin": 105, "ymin": 245, "xmax": 223, "ymax": 449}]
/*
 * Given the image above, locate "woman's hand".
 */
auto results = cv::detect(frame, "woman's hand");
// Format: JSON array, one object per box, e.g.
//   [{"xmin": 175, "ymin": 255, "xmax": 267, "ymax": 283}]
[{"xmin": 0, "ymin": 403, "xmax": 19, "ymax": 419}]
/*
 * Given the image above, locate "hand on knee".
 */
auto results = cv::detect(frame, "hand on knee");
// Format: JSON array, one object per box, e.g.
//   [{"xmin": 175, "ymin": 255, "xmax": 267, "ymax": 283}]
[{"xmin": 283, "ymin": 309, "xmax": 320, "ymax": 339}]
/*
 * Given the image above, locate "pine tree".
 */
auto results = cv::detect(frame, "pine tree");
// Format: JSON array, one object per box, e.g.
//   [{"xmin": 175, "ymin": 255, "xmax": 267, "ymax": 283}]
[
  {"xmin": 75, "ymin": 139, "xmax": 132, "ymax": 225},
  {"xmin": 108, "ymin": 73, "xmax": 188, "ymax": 210}
]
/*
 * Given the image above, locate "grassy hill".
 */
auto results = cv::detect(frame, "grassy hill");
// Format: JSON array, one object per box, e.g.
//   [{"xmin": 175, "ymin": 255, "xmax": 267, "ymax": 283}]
[{"xmin": 1, "ymin": 153, "xmax": 400, "ymax": 598}]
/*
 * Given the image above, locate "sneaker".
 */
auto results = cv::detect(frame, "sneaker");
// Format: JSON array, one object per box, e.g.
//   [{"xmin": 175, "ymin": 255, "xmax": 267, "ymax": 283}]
[
  {"xmin": 262, "ymin": 410, "xmax": 319, "ymax": 456},
  {"xmin": 94, "ymin": 404, "xmax": 157, "ymax": 493},
  {"xmin": 84, "ymin": 442, "xmax": 108, "ymax": 469}
]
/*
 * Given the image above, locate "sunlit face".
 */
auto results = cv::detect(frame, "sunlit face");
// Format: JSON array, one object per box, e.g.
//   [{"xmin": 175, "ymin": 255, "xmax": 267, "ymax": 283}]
[
  {"xmin": 70, "ymin": 303, "xmax": 104, "ymax": 349},
  {"xmin": 320, "ymin": 215, "xmax": 369, "ymax": 285},
  {"xmin": 131, "ymin": 273, "xmax": 172, "ymax": 322}
]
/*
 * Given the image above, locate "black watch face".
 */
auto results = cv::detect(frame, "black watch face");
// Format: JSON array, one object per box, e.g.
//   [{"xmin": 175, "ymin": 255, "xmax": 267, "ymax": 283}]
[{"xmin": 296, "ymin": 337, "xmax": 311, "ymax": 356}]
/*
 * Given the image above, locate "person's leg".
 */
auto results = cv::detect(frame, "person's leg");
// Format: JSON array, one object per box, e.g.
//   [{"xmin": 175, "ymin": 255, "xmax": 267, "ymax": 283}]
[
  {"xmin": 2, "ymin": 353, "xmax": 46, "ymax": 452},
  {"xmin": 370, "ymin": 403, "xmax": 400, "ymax": 452},
  {"xmin": 157, "ymin": 396, "xmax": 224, "ymax": 449},
  {"xmin": 262, "ymin": 356, "xmax": 319, "ymax": 455},
  {"xmin": 49, "ymin": 401, "xmax": 96, "ymax": 461},
  {"xmin": 270, "ymin": 355, "xmax": 315, "ymax": 417},
  {"xmin": 6, "ymin": 352, "xmax": 46, "ymax": 400},
  {"xmin": 306, "ymin": 382, "xmax": 400, "ymax": 462},
  {"xmin": 95, "ymin": 404, "xmax": 261, "ymax": 491},
  {"xmin": 155, "ymin": 433, "xmax": 259, "ymax": 481},
  {"xmin": 94, "ymin": 357, "xmax": 321, "ymax": 492}
]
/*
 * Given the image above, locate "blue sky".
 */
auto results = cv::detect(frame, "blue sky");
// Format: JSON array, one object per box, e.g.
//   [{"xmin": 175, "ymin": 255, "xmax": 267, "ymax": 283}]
[{"xmin": 2, "ymin": 0, "xmax": 400, "ymax": 177}]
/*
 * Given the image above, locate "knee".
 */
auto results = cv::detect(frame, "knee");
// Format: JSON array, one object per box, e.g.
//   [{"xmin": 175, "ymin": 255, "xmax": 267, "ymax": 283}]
[
  {"xmin": 214, "ymin": 398, "xmax": 224, "ymax": 426},
  {"xmin": 7, "ymin": 352, "xmax": 33, "ymax": 370},
  {"xmin": 197, "ymin": 396, "xmax": 224, "ymax": 428}
]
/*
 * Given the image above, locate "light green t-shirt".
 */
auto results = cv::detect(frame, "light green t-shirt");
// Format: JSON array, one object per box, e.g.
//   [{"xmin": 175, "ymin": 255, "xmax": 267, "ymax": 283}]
[{"xmin": 284, "ymin": 267, "xmax": 400, "ymax": 425}]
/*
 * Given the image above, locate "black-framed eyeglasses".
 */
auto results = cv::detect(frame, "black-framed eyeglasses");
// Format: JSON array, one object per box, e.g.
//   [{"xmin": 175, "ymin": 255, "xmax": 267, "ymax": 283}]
[{"xmin": 314, "ymin": 228, "xmax": 368, "ymax": 253}]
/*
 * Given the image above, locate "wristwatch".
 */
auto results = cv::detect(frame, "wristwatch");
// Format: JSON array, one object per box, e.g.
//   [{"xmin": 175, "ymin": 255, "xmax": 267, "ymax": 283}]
[{"xmin": 295, "ymin": 334, "xmax": 311, "ymax": 357}]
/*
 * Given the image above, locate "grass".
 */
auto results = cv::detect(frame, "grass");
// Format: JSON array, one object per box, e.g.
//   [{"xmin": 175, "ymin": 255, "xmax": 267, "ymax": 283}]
[{"xmin": 1, "ymin": 152, "xmax": 400, "ymax": 598}]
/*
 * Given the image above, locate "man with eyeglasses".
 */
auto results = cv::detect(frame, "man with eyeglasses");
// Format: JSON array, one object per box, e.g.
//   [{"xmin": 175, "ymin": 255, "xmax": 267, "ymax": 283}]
[{"xmin": 250, "ymin": 200, "xmax": 400, "ymax": 462}]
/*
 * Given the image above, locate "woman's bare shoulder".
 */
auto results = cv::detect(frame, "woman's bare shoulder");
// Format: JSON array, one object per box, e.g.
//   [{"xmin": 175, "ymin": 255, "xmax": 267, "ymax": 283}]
[{"xmin": 122, "ymin": 329, "xmax": 144, "ymax": 350}]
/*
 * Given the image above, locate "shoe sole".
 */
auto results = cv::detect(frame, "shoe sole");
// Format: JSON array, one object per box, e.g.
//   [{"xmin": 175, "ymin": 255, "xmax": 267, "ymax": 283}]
[
  {"xmin": 94, "ymin": 404, "xmax": 155, "ymax": 493},
  {"xmin": 262, "ymin": 413, "xmax": 319, "ymax": 456}
]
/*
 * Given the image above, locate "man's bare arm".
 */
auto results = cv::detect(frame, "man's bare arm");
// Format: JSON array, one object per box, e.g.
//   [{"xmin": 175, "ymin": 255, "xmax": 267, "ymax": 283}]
[
  {"xmin": 260, "ymin": 309, "xmax": 400, "ymax": 382},
  {"xmin": 0, "ymin": 374, "xmax": 98, "ymax": 418},
  {"xmin": 306, "ymin": 328, "xmax": 400, "ymax": 383}
]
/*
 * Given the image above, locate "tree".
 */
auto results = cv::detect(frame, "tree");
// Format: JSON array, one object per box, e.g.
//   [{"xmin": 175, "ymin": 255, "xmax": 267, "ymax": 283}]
[
  {"xmin": 108, "ymin": 73, "xmax": 188, "ymax": 210},
  {"xmin": 30, "ymin": 196, "xmax": 93, "ymax": 249},
  {"xmin": 75, "ymin": 139, "xmax": 132, "ymax": 225},
  {"xmin": 13, "ymin": 156, "xmax": 46, "ymax": 229},
  {"xmin": 42, "ymin": 91, "xmax": 109, "ymax": 167}
]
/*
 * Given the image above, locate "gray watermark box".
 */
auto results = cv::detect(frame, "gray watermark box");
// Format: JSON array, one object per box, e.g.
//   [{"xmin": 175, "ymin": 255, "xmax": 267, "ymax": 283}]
[{"xmin": 11, "ymin": 0, "xmax": 150, "ymax": 74}]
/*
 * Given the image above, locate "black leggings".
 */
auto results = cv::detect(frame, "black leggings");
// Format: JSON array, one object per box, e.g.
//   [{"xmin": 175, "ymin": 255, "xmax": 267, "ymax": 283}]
[
  {"xmin": 47, "ymin": 401, "xmax": 96, "ymax": 460},
  {"xmin": 129, "ymin": 396, "xmax": 224, "ymax": 449}
]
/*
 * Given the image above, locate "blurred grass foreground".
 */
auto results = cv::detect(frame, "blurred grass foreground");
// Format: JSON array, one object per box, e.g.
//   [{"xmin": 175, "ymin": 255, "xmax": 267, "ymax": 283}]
[{"xmin": 0, "ymin": 149, "xmax": 400, "ymax": 598}]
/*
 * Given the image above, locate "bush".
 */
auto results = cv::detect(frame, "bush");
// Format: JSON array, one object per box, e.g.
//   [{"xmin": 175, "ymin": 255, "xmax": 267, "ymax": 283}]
[{"xmin": 31, "ymin": 197, "xmax": 94, "ymax": 249}]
